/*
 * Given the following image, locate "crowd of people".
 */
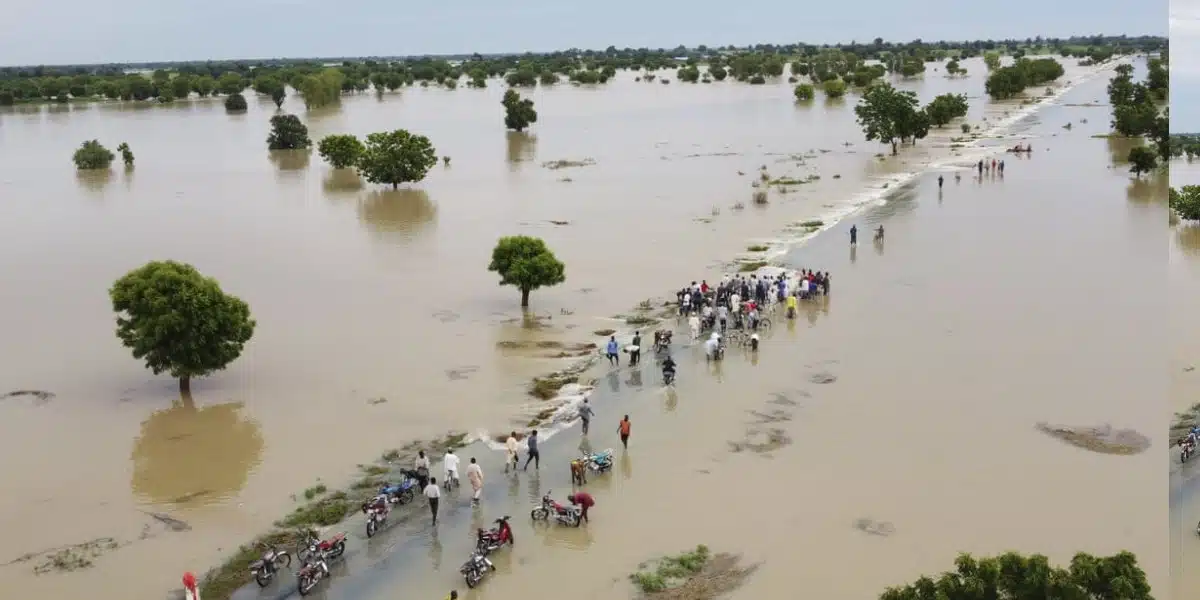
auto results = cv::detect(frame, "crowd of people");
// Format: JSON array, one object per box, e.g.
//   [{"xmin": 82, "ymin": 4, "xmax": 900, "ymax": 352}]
[{"xmin": 675, "ymin": 269, "xmax": 830, "ymax": 346}]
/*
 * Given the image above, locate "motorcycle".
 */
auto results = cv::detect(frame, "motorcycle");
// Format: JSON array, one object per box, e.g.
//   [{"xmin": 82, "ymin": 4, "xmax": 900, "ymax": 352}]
[
  {"xmin": 584, "ymin": 449, "xmax": 614, "ymax": 474},
  {"xmin": 653, "ymin": 330, "xmax": 673, "ymax": 353},
  {"xmin": 476, "ymin": 516, "xmax": 515, "ymax": 554},
  {"xmin": 1183, "ymin": 441, "xmax": 1196, "ymax": 464},
  {"xmin": 361, "ymin": 495, "xmax": 390, "ymax": 538},
  {"xmin": 379, "ymin": 473, "xmax": 419, "ymax": 505},
  {"xmin": 460, "ymin": 550, "xmax": 496, "ymax": 588},
  {"xmin": 530, "ymin": 490, "xmax": 581, "ymax": 526},
  {"xmin": 296, "ymin": 556, "xmax": 329, "ymax": 596},
  {"xmin": 298, "ymin": 529, "xmax": 347, "ymax": 564},
  {"xmin": 248, "ymin": 543, "xmax": 291, "ymax": 587},
  {"xmin": 663, "ymin": 367, "xmax": 676, "ymax": 385}
]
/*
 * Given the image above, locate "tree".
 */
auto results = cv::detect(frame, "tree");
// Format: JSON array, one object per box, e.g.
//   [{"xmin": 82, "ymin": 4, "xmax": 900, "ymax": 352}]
[
  {"xmin": 854, "ymin": 82, "xmax": 921, "ymax": 154},
  {"xmin": 192, "ymin": 76, "xmax": 215, "ymax": 98},
  {"xmin": 216, "ymin": 72, "xmax": 244, "ymax": 95},
  {"xmin": 1127, "ymin": 146, "xmax": 1157, "ymax": 177},
  {"xmin": 266, "ymin": 114, "xmax": 312, "ymax": 150},
  {"xmin": 879, "ymin": 551, "xmax": 1151, "ymax": 600},
  {"xmin": 109, "ymin": 261, "xmax": 256, "ymax": 393},
  {"xmin": 924, "ymin": 93, "xmax": 969, "ymax": 127},
  {"xmin": 297, "ymin": 69, "xmax": 344, "ymax": 109},
  {"xmin": 317, "ymin": 134, "xmax": 365, "ymax": 169},
  {"xmin": 73, "ymin": 140, "xmax": 115, "ymax": 170},
  {"xmin": 271, "ymin": 86, "xmax": 286, "ymax": 108},
  {"xmin": 793, "ymin": 83, "xmax": 815, "ymax": 101},
  {"xmin": 677, "ymin": 65, "xmax": 700, "ymax": 83},
  {"xmin": 822, "ymin": 79, "xmax": 847, "ymax": 98},
  {"xmin": 502, "ymin": 89, "xmax": 538, "ymax": 132},
  {"xmin": 117, "ymin": 142, "xmax": 134, "ymax": 167},
  {"xmin": 224, "ymin": 92, "xmax": 247, "ymax": 112},
  {"xmin": 170, "ymin": 75, "xmax": 192, "ymax": 99},
  {"xmin": 983, "ymin": 52, "xmax": 1001, "ymax": 70},
  {"xmin": 945, "ymin": 59, "xmax": 966, "ymax": 77},
  {"xmin": 357, "ymin": 129, "xmax": 437, "ymax": 189},
  {"xmin": 487, "ymin": 236, "xmax": 566, "ymax": 307},
  {"xmin": 1171, "ymin": 186, "xmax": 1200, "ymax": 221}
]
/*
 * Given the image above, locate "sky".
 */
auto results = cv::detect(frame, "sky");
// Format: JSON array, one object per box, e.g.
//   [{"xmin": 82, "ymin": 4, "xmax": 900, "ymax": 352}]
[
  {"xmin": 1173, "ymin": 0, "xmax": 1200, "ymax": 132},
  {"xmin": 0, "ymin": 0, "xmax": 1164, "ymax": 67}
]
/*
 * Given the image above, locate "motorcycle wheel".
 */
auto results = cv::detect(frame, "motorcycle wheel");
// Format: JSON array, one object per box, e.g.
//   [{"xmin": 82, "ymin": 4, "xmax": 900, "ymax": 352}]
[
  {"xmin": 253, "ymin": 570, "xmax": 272, "ymax": 588},
  {"xmin": 273, "ymin": 552, "xmax": 291, "ymax": 570},
  {"xmin": 366, "ymin": 517, "xmax": 377, "ymax": 538},
  {"xmin": 465, "ymin": 569, "xmax": 482, "ymax": 589},
  {"xmin": 531, "ymin": 507, "xmax": 548, "ymax": 521},
  {"xmin": 297, "ymin": 574, "xmax": 316, "ymax": 596},
  {"xmin": 399, "ymin": 488, "xmax": 414, "ymax": 504},
  {"xmin": 572, "ymin": 513, "xmax": 582, "ymax": 527},
  {"xmin": 332, "ymin": 541, "xmax": 346, "ymax": 558}
]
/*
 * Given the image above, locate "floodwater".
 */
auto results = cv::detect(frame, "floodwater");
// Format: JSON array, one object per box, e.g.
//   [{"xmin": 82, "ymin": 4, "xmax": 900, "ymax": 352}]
[
  {"xmin": 1170, "ymin": 160, "xmax": 1200, "ymax": 600},
  {"xmin": 0, "ymin": 56, "xmax": 1149, "ymax": 599}
]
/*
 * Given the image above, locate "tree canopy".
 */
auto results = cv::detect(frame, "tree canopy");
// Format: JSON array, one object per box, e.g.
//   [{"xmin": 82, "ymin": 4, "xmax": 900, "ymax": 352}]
[
  {"xmin": 854, "ymin": 82, "xmax": 928, "ymax": 154},
  {"xmin": 487, "ymin": 236, "xmax": 566, "ymax": 307},
  {"xmin": 109, "ymin": 261, "xmax": 256, "ymax": 392},
  {"xmin": 502, "ymin": 90, "xmax": 538, "ymax": 132},
  {"xmin": 924, "ymin": 93, "xmax": 969, "ymax": 127},
  {"xmin": 117, "ymin": 142, "xmax": 134, "ymax": 167},
  {"xmin": 356, "ymin": 129, "xmax": 437, "ymax": 188},
  {"xmin": 266, "ymin": 114, "xmax": 312, "ymax": 150},
  {"xmin": 1127, "ymin": 146, "xmax": 1157, "ymax": 177},
  {"xmin": 1171, "ymin": 186, "xmax": 1200, "ymax": 221},
  {"xmin": 224, "ymin": 92, "xmax": 247, "ymax": 112},
  {"xmin": 879, "ymin": 551, "xmax": 1151, "ymax": 600},
  {"xmin": 317, "ymin": 134, "xmax": 365, "ymax": 169},
  {"xmin": 73, "ymin": 140, "xmax": 115, "ymax": 170},
  {"xmin": 793, "ymin": 83, "xmax": 815, "ymax": 101},
  {"xmin": 985, "ymin": 57, "xmax": 1064, "ymax": 99},
  {"xmin": 1108, "ymin": 57, "xmax": 1170, "ymax": 162}
]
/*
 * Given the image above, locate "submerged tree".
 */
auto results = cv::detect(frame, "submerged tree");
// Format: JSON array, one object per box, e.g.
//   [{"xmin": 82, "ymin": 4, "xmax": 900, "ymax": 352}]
[
  {"xmin": 117, "ymin": 142, "xmax": 135, "ymax": 168},
  {"xmin": 855, "ymin": 82, "xmax": 924, "ymax": 154},
  {"xmin": 266, "ymin": 114, "xmax": 312, "ymax": 150},
  {"xmin": 317, "ymin": 134, "xmax": 365, "ymax": 169},
  {"xmin": 73, "ymin": 140, "xmax": 115, "ymax": 170},
  {"xmin": 879, "ymin": 551, "xmax": 1151, "ymax": 600},
  {"xmin": 793, "ymin": 83, "xmax": 815, "ymax": 101},
  {"xmin": 109, "ymin": 260, "xmax": 256, "ymax": 393},
  {"xmin": 1171, "ymin": 186, "xmax": 1200, "ymax": 221},
  {"xmin": 224, "ymin": 92, "xmax": 247, "ymax": 112},
  {"xmin": 924, "ymin": 93, "xmax": 969, "ymax": 127},
  {"xmin": 502, "ymin": 89, "xmax": 538, "ymax": 132},
  {"xmin": 1127, "ymin": 146, "xmax": 1157, "ymax": 177},
  {"xmin": 356, "ymin": 129, "xmax": 437, "ymax": 188},
  {"xmin": 488, "ymin": 235, "xmax": 566, "ymax": 307}
]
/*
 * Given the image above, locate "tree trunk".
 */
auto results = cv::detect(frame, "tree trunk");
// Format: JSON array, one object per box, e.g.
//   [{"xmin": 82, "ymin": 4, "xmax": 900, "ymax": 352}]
[
  {"xmin": 179, "ymin": 377, "xmax": 191, "ymax": 395},
  {"xmin": 520, "ymin": 287, "xmax": 531, "ymax": 307},
  {"xmin": 891, "ymin": 141, "xmax": 898, "ymax": 155},
  {"xmin": 392, "ymin": 182, "xmax": 398, "ymax": 189}
]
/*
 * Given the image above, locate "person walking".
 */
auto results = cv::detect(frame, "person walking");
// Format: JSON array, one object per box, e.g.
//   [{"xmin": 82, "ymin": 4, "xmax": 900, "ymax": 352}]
[
  {"xmin": 466, "ymin": 457, "xmax": 484, "ymax": 505},
  {"xmin": 578, "ymin": 399, "xmax": 594, "ymax": 435},
  {"xmin": 504, "ymin": 431, "xmax": 520, "ymax": 473},
  {"xmin": 414, "ymin": 450, "xmax": 431, "ymax": 490},
  {"xmin": 522, "ymin": 430, "xmax": 540, "ymax": 471},
  {"xmin": 849, "ymin": 225, "xmax": 858, "ymax": 246},
  {"xmin": 442, "ymin": 449, "xmax": 460, "ymax": 490},
  {"xmin": 424, "ymin": 477, "xmax": 441, "ymax": 525},
  {"xmin": 618, "ymin": 415, "xmax": 632, "ymax": 449},
  {"xmin": 937, "ymin": 175, "xmax": 944, "ymax": 189}
]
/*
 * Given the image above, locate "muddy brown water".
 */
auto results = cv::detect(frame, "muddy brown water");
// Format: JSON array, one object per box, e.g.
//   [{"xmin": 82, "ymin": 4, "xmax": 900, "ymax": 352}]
[
  {"xmin": 0, "ymin": 57, "xmax": 1153, "ymax": 599},
  {"xmin": 1170, "ymin": 160, "xmax": 1200, "ymax": 600}
]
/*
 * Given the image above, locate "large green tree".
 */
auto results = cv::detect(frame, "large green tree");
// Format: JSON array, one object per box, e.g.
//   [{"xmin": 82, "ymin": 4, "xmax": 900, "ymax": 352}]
[
  {"xmin": 109, "ymin": 261, "xmax": 256, "ymax": 393},
  {"xmin": 1172, "ymin": 186, "xmax": 1200, "ymax": 221},
  {"xmin": 487, "ymin": 236, "xmax": 566, "ymax": 307},
  {"xmin": 73, "ymin": 140, "xmax": 115, "ymax": 170},
  {"xmin": 924, "ymin": 93, "xmax": 969, "ymax": 127},
  {"xmin": 502, "ymin": 89, "xmax": 538, "ymax": 132},
  {"xmin": 266, "ymin": 114, "xmax": 312, "ymax": 150},
  {"xmin": 879, "ymin": 551, "xmax": 1151, "ymax": 600},
  {"xmin": 317, "ymin": 134, "xmax": 365, "ymax": 169},
  {"xmin": 356, "ymin": 129, "xmax": 437, "ymax": 188},
  {"xmin": 854, "ymin": 82, "xmax": 924, "ymax": 154},
  {"xmin": 224, "ymin": 92, "xmax": 247, "ymax": 112}
]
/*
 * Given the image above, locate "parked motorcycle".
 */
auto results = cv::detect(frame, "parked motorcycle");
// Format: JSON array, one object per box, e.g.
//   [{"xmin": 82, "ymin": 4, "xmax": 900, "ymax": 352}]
[
  {"xmin": 584, "ymin": 449, "xmax": 614, "ymax": 474},
  {"xmin": 362, "ymin": 495, "xmax": 390, "ymax": 538},
  {"xmin": 248, "ymin": 542, "xmax": 291, "ymax": 587},
  {"xmin": 379, "ymin": 473, "xmax": 419, "ymax": 505},
  {"xmin": 1183, "ymin": 440, "xmax": 1196, "ymax": 464},
  {"xmin": 476, "ymin": 516, "xmax": 514, "ymax": 554},
  {"xmin": 460, "ymin": 550, "xmax": 496, "ymax": 588},
  {"xmin": 296, "ymin": 555, "xmax": 330, "ymax": 596},
  {"xmin": 530, "ymin": 491, "xmax": 581, "ymax": 526},
  {"xmin": 298, "ymin": 529, "xmax": 347, "ymax": 564}
]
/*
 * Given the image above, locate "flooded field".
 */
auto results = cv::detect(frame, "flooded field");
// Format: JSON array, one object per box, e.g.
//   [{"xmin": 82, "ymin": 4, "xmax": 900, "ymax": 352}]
[
  {"xmin": 1170, "ymin": 160, "xmax": 1200, "ymax": 600},
  {"xmin": 0, "ymin": 56, "xmax": 1148, "ymax": 599}
]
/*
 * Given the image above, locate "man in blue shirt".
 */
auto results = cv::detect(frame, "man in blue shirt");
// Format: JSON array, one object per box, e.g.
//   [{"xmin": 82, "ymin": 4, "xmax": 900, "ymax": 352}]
[{"xmin": 605, "ymin": 336, "xmax": 620, "ymax": 366}]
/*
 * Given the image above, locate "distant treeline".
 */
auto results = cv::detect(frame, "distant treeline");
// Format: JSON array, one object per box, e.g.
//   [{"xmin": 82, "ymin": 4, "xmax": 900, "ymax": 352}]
[{"xmin": 0, "ymin": 34, "xmax": 1165, "ymax": 106}]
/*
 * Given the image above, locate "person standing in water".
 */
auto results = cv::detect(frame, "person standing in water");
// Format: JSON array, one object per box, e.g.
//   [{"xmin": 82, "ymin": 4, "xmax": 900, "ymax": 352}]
[
  {"xmin": 605, "ymin": 336, "xmax": 620, "ymax": 366},
  {"xmin": 618, "ymin": 415, "xmax": 632, "ymax": 449},
  {"xmin": 937, "ymin": 175, "xmax": 944, "ymax": 189},
  {"xmin": 849, "ymin": 225, "xmax": 858, "ymax": 246},
  {"xmin": 466, "ymin": 457, "xmax": 483, "ymax": 506},
  {"xmin": 504, "ymin": 432, "xmax": 520, "ymax": 473},
  {"xmin": 424, "ymin": 477, "xmax": 441, "ymax": 525},
  {"xmin": 578, "ymin": 399, "xmax": 594, "ymax": 435},
  {"xmin": 629, "ymin": 331, "xmax": 642, "ymax": 366},
  {"xmin": 523, "ymin": 430, "xmax": 540, "ymax": 471}
]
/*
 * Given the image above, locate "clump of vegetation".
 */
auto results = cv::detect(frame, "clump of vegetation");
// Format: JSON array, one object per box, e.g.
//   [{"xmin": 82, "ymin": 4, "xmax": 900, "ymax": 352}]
[
  {"xmin": 881, "ymin": 551, "xmax": 1151, "ymax": 600},
  {"xmin": 529, "ymin": 374, "xmax": 579, "ymax": 399},
  {"xmin": 73, "ymin": 140, "xmax": 115, "ymax": 170},
  {"xmin": 1107, "ymin": 60, "xmax": 1170, "ymax": 162},
  {"xmin": 961, "ymin": 123, "xmax": 972, "ymax": 134},
  {"xmin": 924, "ymin": 93, "xmax": 969, "ymax": 127},
  {"xmin": 277, "ymin": 491, "xmax": 352, "ymax": 528},
  {"xmin": 594, "ymin": 328, "xmax": 617, "ymax": 336},
  {"xmin": 625, "ymin": 314, "xmax": 657, "ymax": 326},
  {"xmin": 1127, "ymin": 146, "xmax": 1157, "ymax": 177},
  {"xmin": 793, "ymin": 83, "xmax": 814, "ymax": 101},
  {"xmin": 224, "ymin": 92, "xmax": 247, "ymax": 112},
  {"xmin": 985, "ymin": 58, "xmax": 1065, "ymax": 100},
  {"xmin": 357, "ymin": 129, "xmax": 438, "ymax": 189},
  {"xmin": 746, "ymin": 244, "xmax": 769, "ymax": 252},
  {"xmin": 855, "ymin": 82, "xmax": 929, "ymax": 155},
  {"xmin": 302, "ymin": 483, "xmax": 327, "ymax": 500},
  {"xmin": 1171, "ymin": 186, "xmax": 1200, "ymax": 221},
  {"xmin": 799, "ymin": 220, "xmax": 824, "ymax": 228},
  {"xmin": 317, "ymin": 134, "xmax": 365, "ymax": 169},
  {"xmin": 822, "ymin": 79, "xmax": 847, "ymax": 98},
  {"xmin": 543, "ymin": 158, "xmax": 596, "ymax": 169},
  {"xmin": 739, "ymin": 261, "xmax": 768, "ymax": 272},
  {"xmin": 502, "ymin": 89, "xmax": 538, "ymax": 132},
  {"xmin": 266, "ymin": 114, "xmax": 312, "ymax": 150},
  {"xmin": 116, "ymin": 143, "xmax": 134, "ymax": 167},
  {"xmin": 630, "ymin": 545, "xmax": 711, "ymax": 593},
  {"xmin": 751, "ymin": 190, "xmax": 768, "ymax": 205}
]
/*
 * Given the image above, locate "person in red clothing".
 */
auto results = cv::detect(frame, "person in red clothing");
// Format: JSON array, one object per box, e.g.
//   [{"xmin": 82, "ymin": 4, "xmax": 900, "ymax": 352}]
[{"xmin": 568, "ymin": 492, "xmax": 595, "ymax": 525}]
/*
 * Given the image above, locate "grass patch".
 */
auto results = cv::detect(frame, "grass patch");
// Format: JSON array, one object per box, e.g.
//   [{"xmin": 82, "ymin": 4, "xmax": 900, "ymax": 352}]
[
  {"xmin": 381, "ymin": 448, "xmax": 400, "ymax": 462},
  {"xmin": 1172, "ymin": 402, "xmax": 1200, "ymax": 441},
  {"xmin": 626, "ymin": 314, "xmax": 658, "ymax": 326},
  {"xmin": 302, "ymin": 483, "xmax": 327, "ymax": 500},
  {"xmin": 594, "ymin": 328, "xmax": 617, "ymax": 336},
  {"xmin": 542, "ymin": 158, "xmax": 596, "ymax": 170},
  {"xmin": 276, "ymin": 491, "xmax": 352, "ymax": 529},
  {"xmin": 628, "ymin": 546, "xmax": 759, "ymax": 599},
  {"xmin": 200, "ymin": 529, "xmax": 307, "ymax": 600},
  {"xmin": 798, "ymin": 220, "xmax": 824, "ymax": 228},
  {"xmin": 768, "ymin": 175, "xmax": 819, "ymax": 186},
  {"xmin": 529, "ymin": 375, "xmax": 579, "ymax": 400},
  {"xmin": 751, "ymin": 190, "xmax": 768, "ymax": 205},
  {"xmin": 738, "ymin": 261, "xmax": 768, "ymax": 272},
  {"xmin": 630, "ymin": 545, "xmax": 710, "ymax": 593},
  {"xmin": 746, "ymin": 244, "xmax": 769, "ymax": 252}
]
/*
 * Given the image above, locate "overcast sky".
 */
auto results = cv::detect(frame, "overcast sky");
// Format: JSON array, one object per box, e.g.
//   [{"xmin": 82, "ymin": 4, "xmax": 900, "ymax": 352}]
[
  {"xmin": 1173, "ymin": 1, "xmax": 1200, "ymax": 132},
  {"xmin": 0, "ymin": 0, "xmax": 1164, "ymax": 67}
]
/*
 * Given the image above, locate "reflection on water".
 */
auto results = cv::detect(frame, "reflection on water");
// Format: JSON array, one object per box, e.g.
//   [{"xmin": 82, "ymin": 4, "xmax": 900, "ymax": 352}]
[
  {"xmin": 428, "ymin": 529, "xmax": 443, "ymax": 572},
  {"xmin": 606, "ymin": 370, "xmax": 620, "ymax": 393},
  {"xmin": 1106, "ymin": 135, "xmax": 1142, "ymax": 165},
  {"xmin": 129, "ymin": 391, "xmax": 264, "ymax": 506},
  {"xmin": 322, "ymin": 169, "xmax": 364, "ymax": 196},
  {"xmin": 268, "ymin": 149, "xmax": 311, "ymax": 172},
  {"xmin": 356, "ymin": 189, "xmax": 437, "ymax": 238},
  {"xmin": 506, "ymin": 131, "xmax": 537, "ymax": 167},
  {"xmin": 1178, "ymin": 225, "xmax": 1200, "ymax": 255},
  {"xmin": 1127, "ymin": 170, "xmax": 1167, "ymax": 204},
  {"xmin": 75, "ymin": 169, "xmax": 113, "ymax": 194},
  {"xmin": 620, "ymin": 452, "xmax": 631, "ymax": 480}
]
